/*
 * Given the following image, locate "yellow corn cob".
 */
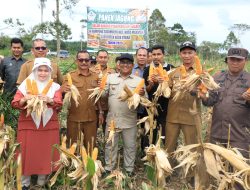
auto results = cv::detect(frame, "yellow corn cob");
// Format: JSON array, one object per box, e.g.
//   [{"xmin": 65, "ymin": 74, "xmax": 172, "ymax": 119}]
[
  {"xmin": 110, "ymin": 120, "xmax": 115, "ymax": 131},
  {"xmin": 26, "ymin": 78, "xmax": 33, "ymax": 94},
  {"xmin": 60, "ymin": 135, "xmax": 67, "ymax": 149},
  {"xmin": 198, "ymin": 83, "xmax": 208, "ymax": 94},
  {"xmin": 149, "ymin": 64, "xmax": 155, "ymax": 80},
  {"xmin": 134, "ymin": 79, "xmax": 145, "ymax": 94},
  {"xmin": 69, "ymin": 143, "xmax": 77, "ymax": 154},
  {"xmin": 91, "ymin": 147, "xmax": 98, "ymax": 161},
  {"xmin": 195, "ymin": 56, "xmax": 203, "ymax": 75},
  {"xmin": 41, "ymin": 79, "xmax": 53, "ymax": 95},
  {"xmin": 247, "ymin": 88, "xmax": 250, "ymax": 93},
  {"xmin": 0, "ymin": 114, "xmax": 4, "ymax": 129},
  {"xmin": 16, "ymin": 154, "xmax": 22, "ymax": 190},
  {"xmin": 155, "ymin": 64, "xmax": 164, "ymax": 77},
  {"xmin": 81, "ymin": 146, "xmax": 88, "ymax": 166},
  {"xmin": 67, "ymin": 73, "xmax": 72, "ymax": 86},
  {"xmin": 31, "ymin": 80, "xmax": 39, "ymax": 95},
  {"xmin": 180, "ymin": 65, "xmax": 187, "ymax": 78},
  {"xmin": 99, "ymin": 74, "xmax": 108, "ymax": 90},
  {"xmin": 206, "ymin": 68, "xmax": 214, "ymax": 73},
  {"xmin": 163, "ymin": 70, "xmax": 169, "ymax": 81}
]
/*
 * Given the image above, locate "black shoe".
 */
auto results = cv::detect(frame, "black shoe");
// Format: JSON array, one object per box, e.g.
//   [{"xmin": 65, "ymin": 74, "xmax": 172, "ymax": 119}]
[{"xmin": 22, "ymin": 186, "xmax": 30, "ymax": 190}]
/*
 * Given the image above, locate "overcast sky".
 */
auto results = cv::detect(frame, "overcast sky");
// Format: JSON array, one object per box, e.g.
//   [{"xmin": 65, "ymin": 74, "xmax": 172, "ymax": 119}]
[{"xmin": 1, "ymin": 0, "xmax": 250, "ymax": 50}]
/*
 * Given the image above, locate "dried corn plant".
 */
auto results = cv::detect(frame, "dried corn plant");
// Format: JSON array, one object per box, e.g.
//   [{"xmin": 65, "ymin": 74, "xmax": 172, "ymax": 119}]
[
  {"xmin": 173, "ymin": 56, "xmax": 219, "ymax": 101},
  {"xmin": 49, "ymin": 136, "xmax": 104, "ymax": 190},
  {"xmin": 142, "ymin": 130, "xmax": 173, "ymax": 188},
  {"xmin": 0, "ymin": 114, "xmax": 20, "ymax": 189},
  {"xmin": 173, "ymin": 100, "xmax": 250, "ymax": 190},
  {"xmin": 119, "ymin": 79, "xmax": 152, "ymax": 109},
  {"xmin": 63, "ymin": 73, "xmax": 81, "ymax": 108},
  {"xmin": 105, "ymin": 154, "xmax": 126, "ymax": 190}
]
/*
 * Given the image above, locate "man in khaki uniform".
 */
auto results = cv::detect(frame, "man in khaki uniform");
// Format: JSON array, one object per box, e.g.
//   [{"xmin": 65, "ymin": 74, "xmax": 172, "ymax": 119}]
[
  {"xmin": 104, "ymin": 54, "xmax": 146, "ymax": 176},
  {"xmin": 91, "ymin": 50, "xmax": 115, "ymax": 133},
  {"xmin": 61, "ymin": 50, "xmax": 103, "ymax": 151},
  {"xmin": 17, "ymin": 38, "xmax": 63, "ymax": 85},
  {"xmin": 166, "ymin": 41, "xmax": 201, "ymax": 155}
]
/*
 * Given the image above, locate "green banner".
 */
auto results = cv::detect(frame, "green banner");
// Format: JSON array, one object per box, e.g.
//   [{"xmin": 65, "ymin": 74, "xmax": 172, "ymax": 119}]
[{"xmin": 87, "ymin": 7, "xmax": 149, "ymax": 53}]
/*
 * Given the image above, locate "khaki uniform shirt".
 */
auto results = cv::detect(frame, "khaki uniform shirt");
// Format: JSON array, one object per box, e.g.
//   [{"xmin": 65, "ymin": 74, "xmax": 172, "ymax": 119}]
[
  {"xmin": 104, "ymin": 73, "xmax": 144, "ymax": 129},
  {"xmin": 62, "ymin": 70, "xmax": 98, "ymax": 122},
  {"xmin": 16, "ymin": 60, "xmax": 63, "ymax": 85},
  {"xmin": 167, "ymin": 66, "xmax": 201, "ymax": 125},
  {"xmin": 203, "ymin": 70, "xmax": 250, "ymax": 142}
]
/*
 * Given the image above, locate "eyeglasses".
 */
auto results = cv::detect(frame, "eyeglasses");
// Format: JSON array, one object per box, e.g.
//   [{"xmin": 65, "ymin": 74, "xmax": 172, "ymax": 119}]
[
  {"xmin": 77, "ymin": 58, "xmax": 90, "ymax": 62},
  {"xmin": 34, "ymin": 46, "xmax": 47, "ymax": 51}
]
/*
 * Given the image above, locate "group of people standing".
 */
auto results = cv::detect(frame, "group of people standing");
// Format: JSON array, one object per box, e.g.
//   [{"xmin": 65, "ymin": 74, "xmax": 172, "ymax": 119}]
[{"xmin": 0, "ymin": 37, "xmax": 250, "ymax": 190}]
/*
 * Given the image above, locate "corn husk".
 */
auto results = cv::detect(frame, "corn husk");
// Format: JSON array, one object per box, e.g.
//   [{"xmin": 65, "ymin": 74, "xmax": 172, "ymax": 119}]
[
  {"xmin": 173, "ymin": 56, "xmax": 220, "ymax": 101},
  {"xmin": 88, "ymin": 73, "xmax": 108, "ymax": 103}
]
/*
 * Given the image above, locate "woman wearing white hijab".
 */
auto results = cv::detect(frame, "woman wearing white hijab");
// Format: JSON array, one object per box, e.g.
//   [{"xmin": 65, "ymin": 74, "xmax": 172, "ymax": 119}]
[{"xmin": 12, "ymin": 57, "xmax": 62, "ymax": 189}]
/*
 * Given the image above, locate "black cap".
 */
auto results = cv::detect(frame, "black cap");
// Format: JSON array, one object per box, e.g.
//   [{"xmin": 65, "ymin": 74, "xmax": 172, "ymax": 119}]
[
  {"xmin": 180, "ymin": 41, "xmax": 196, "ymax": 51},
  {"xmin": 227, "ymin": 48, "xmax": 248, "ymax": 59},
  {"xmin": 118, "ymin": 53, "xmax": 134, "ymax": 62}
]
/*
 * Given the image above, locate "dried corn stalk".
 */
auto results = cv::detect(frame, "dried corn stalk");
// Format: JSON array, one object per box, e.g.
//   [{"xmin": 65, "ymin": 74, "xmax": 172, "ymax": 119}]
[
  {"xmin": 174, "ymin": 100, "xmax": 250, "ymax": 190},
  {"xmin": 88, "ymin": 73, "xmax": 108, "ymax": 103},
  {"xmin": 173, "ymin": 56, "xmax": 219, "ymax": 101},
  {"xmin": 63, "ymin": 73, "xmax": 81, "ymax": 107},
  {"xmin": 142, "ymin": 133, "xmax": 173, "ymax": 187}
]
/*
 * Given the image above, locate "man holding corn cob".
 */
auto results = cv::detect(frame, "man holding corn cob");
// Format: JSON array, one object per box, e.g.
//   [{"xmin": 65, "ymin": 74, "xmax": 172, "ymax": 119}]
[
  {"xmin": 91, "ymin": 50, "xmax": 115, "ymax": 133},
  {"xmin": 12, "ymin": 58, "xmax": 62, "ymax": 189},
  {"xmin": 165, "ymin": 41, "xmax": 201, "ymax": 156},
  {"xmin": 143, "ymin": 45, "xmax": 174, "ymax": 145},
  {"xmin": 61, "ymin": 50, "xmax": 103, "ymax": 152},
  {"xmin": 16, "ymin": 38, "xmax": 63, "ymax": 85},
  {"xmin": 201, "ymin": 47, "xmax": 250, "ymax": 159},
  {"xmin": 103, "ymin": 53, "xmax": 146, "ymax": 176}
]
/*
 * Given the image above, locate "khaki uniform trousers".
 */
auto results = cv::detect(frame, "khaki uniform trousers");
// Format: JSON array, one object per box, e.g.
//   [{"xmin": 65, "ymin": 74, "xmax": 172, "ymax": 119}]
[
  {"xmin": 67, "ymin": 120, "xmax": 97, "ymax": 151},
  {"xmin": 104, "ymin": 127, "xmax": 137, "ymax": 172},
  {"xmin": 165, "ymin": 122, "xmax": 197, "ymax": 154}
]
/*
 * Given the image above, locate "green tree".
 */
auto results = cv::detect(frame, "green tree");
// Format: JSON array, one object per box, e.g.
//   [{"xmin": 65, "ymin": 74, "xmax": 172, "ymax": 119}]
[
  {"xmin": 148, "ymin": 9, "xmax": 168, "ymax": 47},
  {"xmin": 223, "ymin": 31, "xmax": 239, "ymax": 50},
  {"xmin": 198, "ymin": 41, "xmax": 223, "ymax": 61}
]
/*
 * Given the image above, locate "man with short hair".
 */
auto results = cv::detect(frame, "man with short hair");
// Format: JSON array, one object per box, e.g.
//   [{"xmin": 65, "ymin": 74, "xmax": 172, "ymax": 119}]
[
  {"xmin": 16, "ymin": 38, "xmax": 63, "ymax": 85},
  {"xmin": 143, "ymin": 44, "xmax": 174, "ymax": 145},
  {"xmin": 202, "ymin": 47, "xmax": 250, "ymax": 158},
  {"xmin": 104, "ymin": 53, "xmax": 146, "ymax": 175},
  {"xmin": 61, "ymin": 50, "xmax": 103, "ymax": 151},
  {"xmin": 0, "ymin": 38, "xmax": 26, "ymax": 95},
  {"xmin": 165, "ymin": 41, "xmax": 201, "ymax": 155},
  {"xmin": 132, "ymin": 47, "xmax": 148, "ymax": 77}
]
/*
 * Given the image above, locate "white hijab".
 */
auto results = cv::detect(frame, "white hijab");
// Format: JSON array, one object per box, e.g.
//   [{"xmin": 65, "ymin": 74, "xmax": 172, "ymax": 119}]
[{"xmin": 18, "ymin": 58, "xmax": 60, "ymax": 128}]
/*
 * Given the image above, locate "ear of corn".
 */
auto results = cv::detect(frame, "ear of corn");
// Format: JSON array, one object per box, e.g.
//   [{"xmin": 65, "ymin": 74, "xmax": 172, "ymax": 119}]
[
  {"xmin": 31, "ymin": 80, "xmax": 39, "ymax": 95},
  {"xmin": 163, "ymin": 70, "xmax": 169, "ymax": 81},
  {"xmin": 247, "ymin": 88, "xmax": 250, "ymax": 93},
  {"xmin": 41, "ymin": 79, "xmax": 53, "ymax": 95},
  {"xmin": 155, "ymin": 64, "xmax": 164, "ymax": 77},
  {"xmin": 16, "ymin": 154, "xmax": 22, "ymax": 190},
  {"xmin": 67, "ymin": 73, "xmax": 72, "ymax": 86},
  {"xmin": 81, "ymin": 146, "xmax": 88, "ymax": 166},
  {"xmin": 133, "ymin": 79, "xmax": 145, "ymax": 94},
  {"xmin": 206, "ymin": 68, "xmax": 214, "ymax": 73},
  {"xmin": 69, "ymin": 143, "xmax": 77, "ymax": 154},
  {"xmin": 0, "ymin": 114, "xmax": 4, "ymax": 129},
  {"xmin": 180, "ymin": 65, "xmax": 187, "ymax": 78},
  {"xmin": 26, "ymin": 78, "xmax": 33, "ymax": 94},
  {"xmin": 198, "ymin": 83, "xmax": 208, "ymax": 94},
  {"xmin": 99, "ymin": 74, "xmax": 108, "ymax": 90},
  {"xmin": 149, "ymin": 64, "xmax": 155, "ymax": 80},
  {"xmin": 195, "ymin": 56, "xmax": 203, "ymax": 75},
  {"xmin": 92, "ymin": 147, "xmax": 98, "ymax": 161}
]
